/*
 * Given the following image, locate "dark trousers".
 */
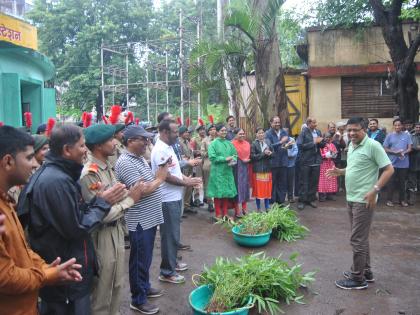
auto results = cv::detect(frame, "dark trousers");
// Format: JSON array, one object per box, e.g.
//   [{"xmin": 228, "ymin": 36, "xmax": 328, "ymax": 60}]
[
  {"xmin": 271, "ymin": 167, "xmax": 287, "ymax": 204},
  {"xmin": 387, "ymin": 167, "xmax": 408, "ymax": 203},
  {"xmin": 294, "ymin": 161, "xmax": 301, "ymax": 197},
  {"xmin": 299, "ymin": 164, "xmax": 320, "ymax": 203},
  {"xmin": 347, "ymin": 202, "xmax": 373, "ymax": 282},
  {"xmin": 160, "ymin": 200, "xmax": 182, "ymax": 277},
  {"xmin": 129, "ymin": 224, "xmax": 157, "ymax": 305},
  {"xmin": 286, "ymin": 166, "xmax": 295, "ymax": 200},
  {"xmin": 40, "ymin": 294, "xmax": 90, "ymax": 315}
]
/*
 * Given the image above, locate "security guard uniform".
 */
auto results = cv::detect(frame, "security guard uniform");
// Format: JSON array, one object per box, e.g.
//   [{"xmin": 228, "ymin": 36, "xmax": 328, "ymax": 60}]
[{"xmin": 80, "ymin": 125, "xmax": 134, "ymax": 315}]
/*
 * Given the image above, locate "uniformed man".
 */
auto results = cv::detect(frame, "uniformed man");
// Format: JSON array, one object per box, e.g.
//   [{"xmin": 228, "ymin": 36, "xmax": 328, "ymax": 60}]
[
  {"xmin": 178, "ymin": 126, "xmax": 196, "ymax": 214},
  {"xmin": 108, "ymin": 123, "xmax": 126, "ymax": 167},
  {"xmin": 80, "ymin": 124, "xmax": 145, "ymax": 315}
]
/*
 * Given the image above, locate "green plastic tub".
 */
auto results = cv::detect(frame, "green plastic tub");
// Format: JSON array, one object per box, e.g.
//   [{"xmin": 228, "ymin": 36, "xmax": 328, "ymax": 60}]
[
  {"xmin": 231, "ymin": 225, "xmax": 272, "ymax": 247},
  {"xmin": 189, "ymin": 285, "xmax": 253, "ymax": 315}
]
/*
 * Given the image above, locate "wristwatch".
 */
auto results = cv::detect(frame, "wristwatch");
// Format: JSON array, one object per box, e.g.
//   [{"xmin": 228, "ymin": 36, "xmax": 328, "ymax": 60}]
[{"xmin": 373, "ymin": 185, "xmax": 381, "ymax": 193}]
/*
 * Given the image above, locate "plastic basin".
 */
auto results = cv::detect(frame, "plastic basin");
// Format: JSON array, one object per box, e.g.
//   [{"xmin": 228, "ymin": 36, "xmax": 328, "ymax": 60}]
[
  {"xmin": 189, "ymin": 285, "xmax": 253, "ymax": 315},
  {"xmin": 231, "ymin": 225, "xmax": 272, "ymax": 247}
]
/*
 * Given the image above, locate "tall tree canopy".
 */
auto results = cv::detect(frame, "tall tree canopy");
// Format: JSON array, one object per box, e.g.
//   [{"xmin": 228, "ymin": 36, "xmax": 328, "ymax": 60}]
[
  {"xmin": 29, "ymin": 0, "xmax": 155, "ymax": 117},
  {"xmin": 313, "ymin": 0, "xmax": 420, "ymax": 121}
]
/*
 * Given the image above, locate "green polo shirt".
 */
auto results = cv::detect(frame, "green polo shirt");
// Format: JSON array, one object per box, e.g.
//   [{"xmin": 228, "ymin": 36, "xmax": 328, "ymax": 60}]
[{"xmin": 345, "ymin": 135, "xmax": 391, "ymax": 203}]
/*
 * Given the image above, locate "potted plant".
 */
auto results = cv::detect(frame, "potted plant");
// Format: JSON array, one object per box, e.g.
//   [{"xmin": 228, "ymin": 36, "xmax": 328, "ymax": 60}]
[{"xmin": 189, "ymin": 252, "xmax": 315, "ymax": 315}]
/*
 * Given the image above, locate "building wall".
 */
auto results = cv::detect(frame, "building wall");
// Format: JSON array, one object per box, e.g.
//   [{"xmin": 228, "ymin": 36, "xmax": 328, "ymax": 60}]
[
  {"xmin": 0, "ymin": 47, "xmax": 55, "ymax": 131},
  {"xmin": 308, "ymin": 23, "xmax": 420, "ymax": 67},
  {"xmin": 309, "ymin": 74, "xmax": 420, "ymax": 132}
]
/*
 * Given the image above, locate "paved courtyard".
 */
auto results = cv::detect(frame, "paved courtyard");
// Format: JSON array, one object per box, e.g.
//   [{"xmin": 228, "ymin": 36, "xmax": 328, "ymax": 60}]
[{"xmin": 120, "ymin": 196, "xmax": 420, "ymax": 315}]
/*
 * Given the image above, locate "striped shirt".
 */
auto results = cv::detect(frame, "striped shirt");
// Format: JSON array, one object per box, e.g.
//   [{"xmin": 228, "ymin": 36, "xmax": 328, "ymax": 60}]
[{"xmin": 115, "ymin": 152, "xmax": 163, "ymax": 231}]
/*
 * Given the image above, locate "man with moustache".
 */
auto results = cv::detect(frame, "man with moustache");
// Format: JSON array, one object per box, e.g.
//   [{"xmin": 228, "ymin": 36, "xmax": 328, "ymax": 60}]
[
  {"xmin": 19, "ymin": 124, "xmax": 127, "ymax": 314},
  {"xmin": 327, "ymin": 117, "xmax": 394, "ymax": 290}
]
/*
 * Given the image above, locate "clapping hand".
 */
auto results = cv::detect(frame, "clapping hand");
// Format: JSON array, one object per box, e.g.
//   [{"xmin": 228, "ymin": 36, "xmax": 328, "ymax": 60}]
[
  {"xmin": 49, "ymin": 257, "xmax": 83, "ymax": 283},
  {"xmin": 99, "ymin": 183, "xmax": 127, "ymax": 205}
]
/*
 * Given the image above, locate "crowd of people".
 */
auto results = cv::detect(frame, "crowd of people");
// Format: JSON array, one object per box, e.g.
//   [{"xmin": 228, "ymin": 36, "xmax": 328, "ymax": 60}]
[{"xmin": 0, "ymin": 110, "xmax": 419, "ymax": 314}]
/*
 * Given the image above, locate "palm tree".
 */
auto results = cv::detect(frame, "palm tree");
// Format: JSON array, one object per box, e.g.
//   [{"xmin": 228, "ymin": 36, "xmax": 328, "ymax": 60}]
[{"xmin": 189, "ymin": 0, "xmax": 289, "ymax": 130}]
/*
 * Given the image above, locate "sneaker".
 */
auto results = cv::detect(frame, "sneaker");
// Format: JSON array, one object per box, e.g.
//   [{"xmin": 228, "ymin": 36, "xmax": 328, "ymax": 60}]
[
  {"xmin": 175, "ymin": 262, "xmax": 189, "ymax": 272},
  {"xmin": 147, "ymin": 287, "xmax": 164, "ymax": 298},
  {"xmin": 297, "ymin": 203, "xmax": 305, "ymax": 210},
  {"xmin": 343, "ymin": 271, "xmax": 375, "ymax": 283},
  {"xmin": 335, "ymin": 279, "xmax": 368, "ymax": 290},
  {"xmin": 158, "ymin": 274, "xmax": 185, "ymax": 284},
  {"xmin": 130, "ymin": 302, "xmax": 159, "ymax": 314},
  {"xmin": 184, "ymin": 207, "xmax": 198, "ymax": 214}
]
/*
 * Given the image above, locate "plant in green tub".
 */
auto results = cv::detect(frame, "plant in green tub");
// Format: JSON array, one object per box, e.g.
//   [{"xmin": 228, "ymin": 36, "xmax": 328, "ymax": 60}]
[
  {"xmin": 195, "ymin": 252, "xmax": 316, "ymax": 314},
  {"xmin": 218, "ymin": 204, "xmax": 309, "ymax": 242}
]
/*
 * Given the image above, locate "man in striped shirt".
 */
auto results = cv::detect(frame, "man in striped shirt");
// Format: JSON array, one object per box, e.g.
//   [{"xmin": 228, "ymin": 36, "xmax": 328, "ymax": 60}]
[{"xmin": 115, "ymin": 125, "xmax": 168, "ymax": 315}]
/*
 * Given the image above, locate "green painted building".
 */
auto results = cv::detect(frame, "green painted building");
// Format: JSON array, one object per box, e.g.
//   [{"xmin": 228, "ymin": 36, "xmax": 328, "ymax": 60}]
[{"xmin": 0, "ymin": 12, "xmax": 56, "ymax": 132}]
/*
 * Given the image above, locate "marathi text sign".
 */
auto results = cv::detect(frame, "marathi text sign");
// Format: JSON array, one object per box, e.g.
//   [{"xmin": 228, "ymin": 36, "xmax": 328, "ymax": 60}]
[{"xmin": 0, "ymin": 13, "xmax": 37, "ymax": 50}]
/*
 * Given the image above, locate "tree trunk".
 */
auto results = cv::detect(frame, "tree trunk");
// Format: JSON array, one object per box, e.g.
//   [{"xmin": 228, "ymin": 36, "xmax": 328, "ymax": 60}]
[
  {"xmin": 370, "ymin": 0, "xmax": 420, "ymax": 121},
  {"xmin": 253, "ymin": 0, "xmax": 289, "ymax": 129}
]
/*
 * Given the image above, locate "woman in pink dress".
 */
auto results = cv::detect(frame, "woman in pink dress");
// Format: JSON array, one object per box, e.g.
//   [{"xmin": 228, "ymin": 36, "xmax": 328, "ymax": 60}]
[{"xmin": 318, "ymin": 133, "xmax": 338, "ymax": 201}]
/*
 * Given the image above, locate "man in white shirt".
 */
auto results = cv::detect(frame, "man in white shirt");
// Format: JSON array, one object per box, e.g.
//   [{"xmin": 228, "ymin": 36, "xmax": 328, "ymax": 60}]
[{"xmin": 151, "ymin": 120, "xmax": 202, "ymax": 284}]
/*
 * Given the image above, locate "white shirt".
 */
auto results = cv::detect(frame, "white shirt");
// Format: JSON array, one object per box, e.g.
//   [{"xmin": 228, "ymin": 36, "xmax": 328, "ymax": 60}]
[{"xmin": 151, "ymin": 138, "xmax": 184, "ymax": 202}]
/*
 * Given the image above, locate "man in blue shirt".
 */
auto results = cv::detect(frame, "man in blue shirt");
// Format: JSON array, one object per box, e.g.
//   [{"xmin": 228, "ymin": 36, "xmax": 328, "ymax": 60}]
[
  {"xmin": 265, "ymin": 116, "xmax": 289, "ymax": 204},
  {"xmin": 367, "ymin": 118, "xmax": 386, "ymax": 145},
  {"xmin": 383, "ymin": 118, "xmax": 412, "ymax": 207}
]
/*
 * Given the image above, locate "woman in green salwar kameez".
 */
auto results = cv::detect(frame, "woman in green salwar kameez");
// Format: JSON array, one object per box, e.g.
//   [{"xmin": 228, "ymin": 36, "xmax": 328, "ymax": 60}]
[{"xmin": 207, "ymin": 124, "xmax": 238, "ymax": 219}]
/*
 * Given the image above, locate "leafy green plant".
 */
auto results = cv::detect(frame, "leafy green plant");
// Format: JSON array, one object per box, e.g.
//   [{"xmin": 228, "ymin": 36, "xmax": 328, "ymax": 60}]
[
  {"xmin": 219, "ymin": 203, "xmax": 308, "ymax": 242},
  {"xmin": 196, "ymin": 252, "xmax": 315, "ymax": 314}
]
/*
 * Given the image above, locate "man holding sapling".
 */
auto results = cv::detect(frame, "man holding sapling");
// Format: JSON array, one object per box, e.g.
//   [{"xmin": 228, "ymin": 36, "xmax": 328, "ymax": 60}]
[{"xmin": 327, "ymin": 117, "xmax": 394, "ymax": 290}]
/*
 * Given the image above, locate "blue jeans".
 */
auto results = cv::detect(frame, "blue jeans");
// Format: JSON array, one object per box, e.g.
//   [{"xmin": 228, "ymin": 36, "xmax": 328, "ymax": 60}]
[
  {"xmin": 129, "ymin": 224, "xmax": 157, "ymax": 305},
  {"xmin": 160, "ymin": 200, "xmax": 182, "ymax": 277}
]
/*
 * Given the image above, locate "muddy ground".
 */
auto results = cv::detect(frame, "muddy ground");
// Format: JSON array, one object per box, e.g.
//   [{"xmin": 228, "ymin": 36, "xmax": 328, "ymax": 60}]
[{"xmin": 120, "ymin": 195, "xmax": 420, "ymax": 315}]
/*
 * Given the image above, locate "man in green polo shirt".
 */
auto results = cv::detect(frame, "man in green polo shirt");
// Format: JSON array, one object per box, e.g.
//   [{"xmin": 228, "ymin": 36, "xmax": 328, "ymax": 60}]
[{"xmin": 327, "ymin": 117, "xmax": 394, "ymax": 290}]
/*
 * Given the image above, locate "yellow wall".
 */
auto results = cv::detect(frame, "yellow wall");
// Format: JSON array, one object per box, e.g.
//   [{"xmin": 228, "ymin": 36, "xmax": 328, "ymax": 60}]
[
  {"xmin": 308, "ymin": 24, "xmax": 420, "ymax": 67},
  {"xmin": 0, "ymin": 13, "xmax": 38, "ymax": 50}
]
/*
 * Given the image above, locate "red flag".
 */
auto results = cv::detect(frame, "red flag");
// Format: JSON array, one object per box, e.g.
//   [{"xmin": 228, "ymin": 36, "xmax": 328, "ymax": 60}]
[
  {"xmin": 125, "ymin": 111, "xmax": 134, "ymax": 125},
  {"xmin": 83, "ymin": 113, "xmax": 92, "ymax": 128},
  {"xmin": 46, "ymin": 118, "xmax": 56, "ymax": 137},
  {"xmin": 208, "ymin": 115, "xmax": 214, "ymax": 124},
  {"xmin": 198, "ymin": 118, "xmax": 204, "ymax": 126},
  {"xmin": 24, "ymin": 112, "xmax": 32, "ymax": 130},
  {"xmin": 135, "ymin": 118, "xmax": 140, "ymax": 125},
  {"xmin": 176, "ymin": 117, "xmax": 182, "ymax": 126},
  {"xmin": 110, "ymin": 105, "xmax": 122, "ymax": 125}
]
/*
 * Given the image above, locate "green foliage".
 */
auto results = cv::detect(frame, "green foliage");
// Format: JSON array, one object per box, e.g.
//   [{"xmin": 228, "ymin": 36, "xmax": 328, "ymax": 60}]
[
  {"xmin": 221, "ymin": 203, "xmax": 309, "ymax": 242},
  {"xmin": 277, "ymin": 9, "xmax": 306, "ymax": 67},
  {"xmin": 206, "ymin": 103, "xmax": 228, "ymax": 124},
  {"xmin": 28, "ymin": 0, "xmax": 155, "ymax": 111},
  {"xmin": 197, "ymin": 252, "xmax": 316, "ymax": 314}
]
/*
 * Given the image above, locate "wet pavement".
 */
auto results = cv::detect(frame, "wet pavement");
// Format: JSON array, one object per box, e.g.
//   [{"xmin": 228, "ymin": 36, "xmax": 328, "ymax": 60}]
[{"xmin": 120, "ymin": 195, "xmax": 420, "ymax": 315}]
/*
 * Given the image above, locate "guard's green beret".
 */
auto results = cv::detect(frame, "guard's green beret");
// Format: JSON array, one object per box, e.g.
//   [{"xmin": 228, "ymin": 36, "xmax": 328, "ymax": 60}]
[
  {"xmin": 115, "ymin": 124, "xmax": 126, "ymax": 133},
  {"xmin": 178, "ymin": 125, "xmax": 188, "ymax": 135},
  {"xmin": 32, "ymin": 135, "xmax": 48, "ymax": 152},
  {"xmin": 84, "ymin": 124, "xmax": 116, "ymax": 145}
]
